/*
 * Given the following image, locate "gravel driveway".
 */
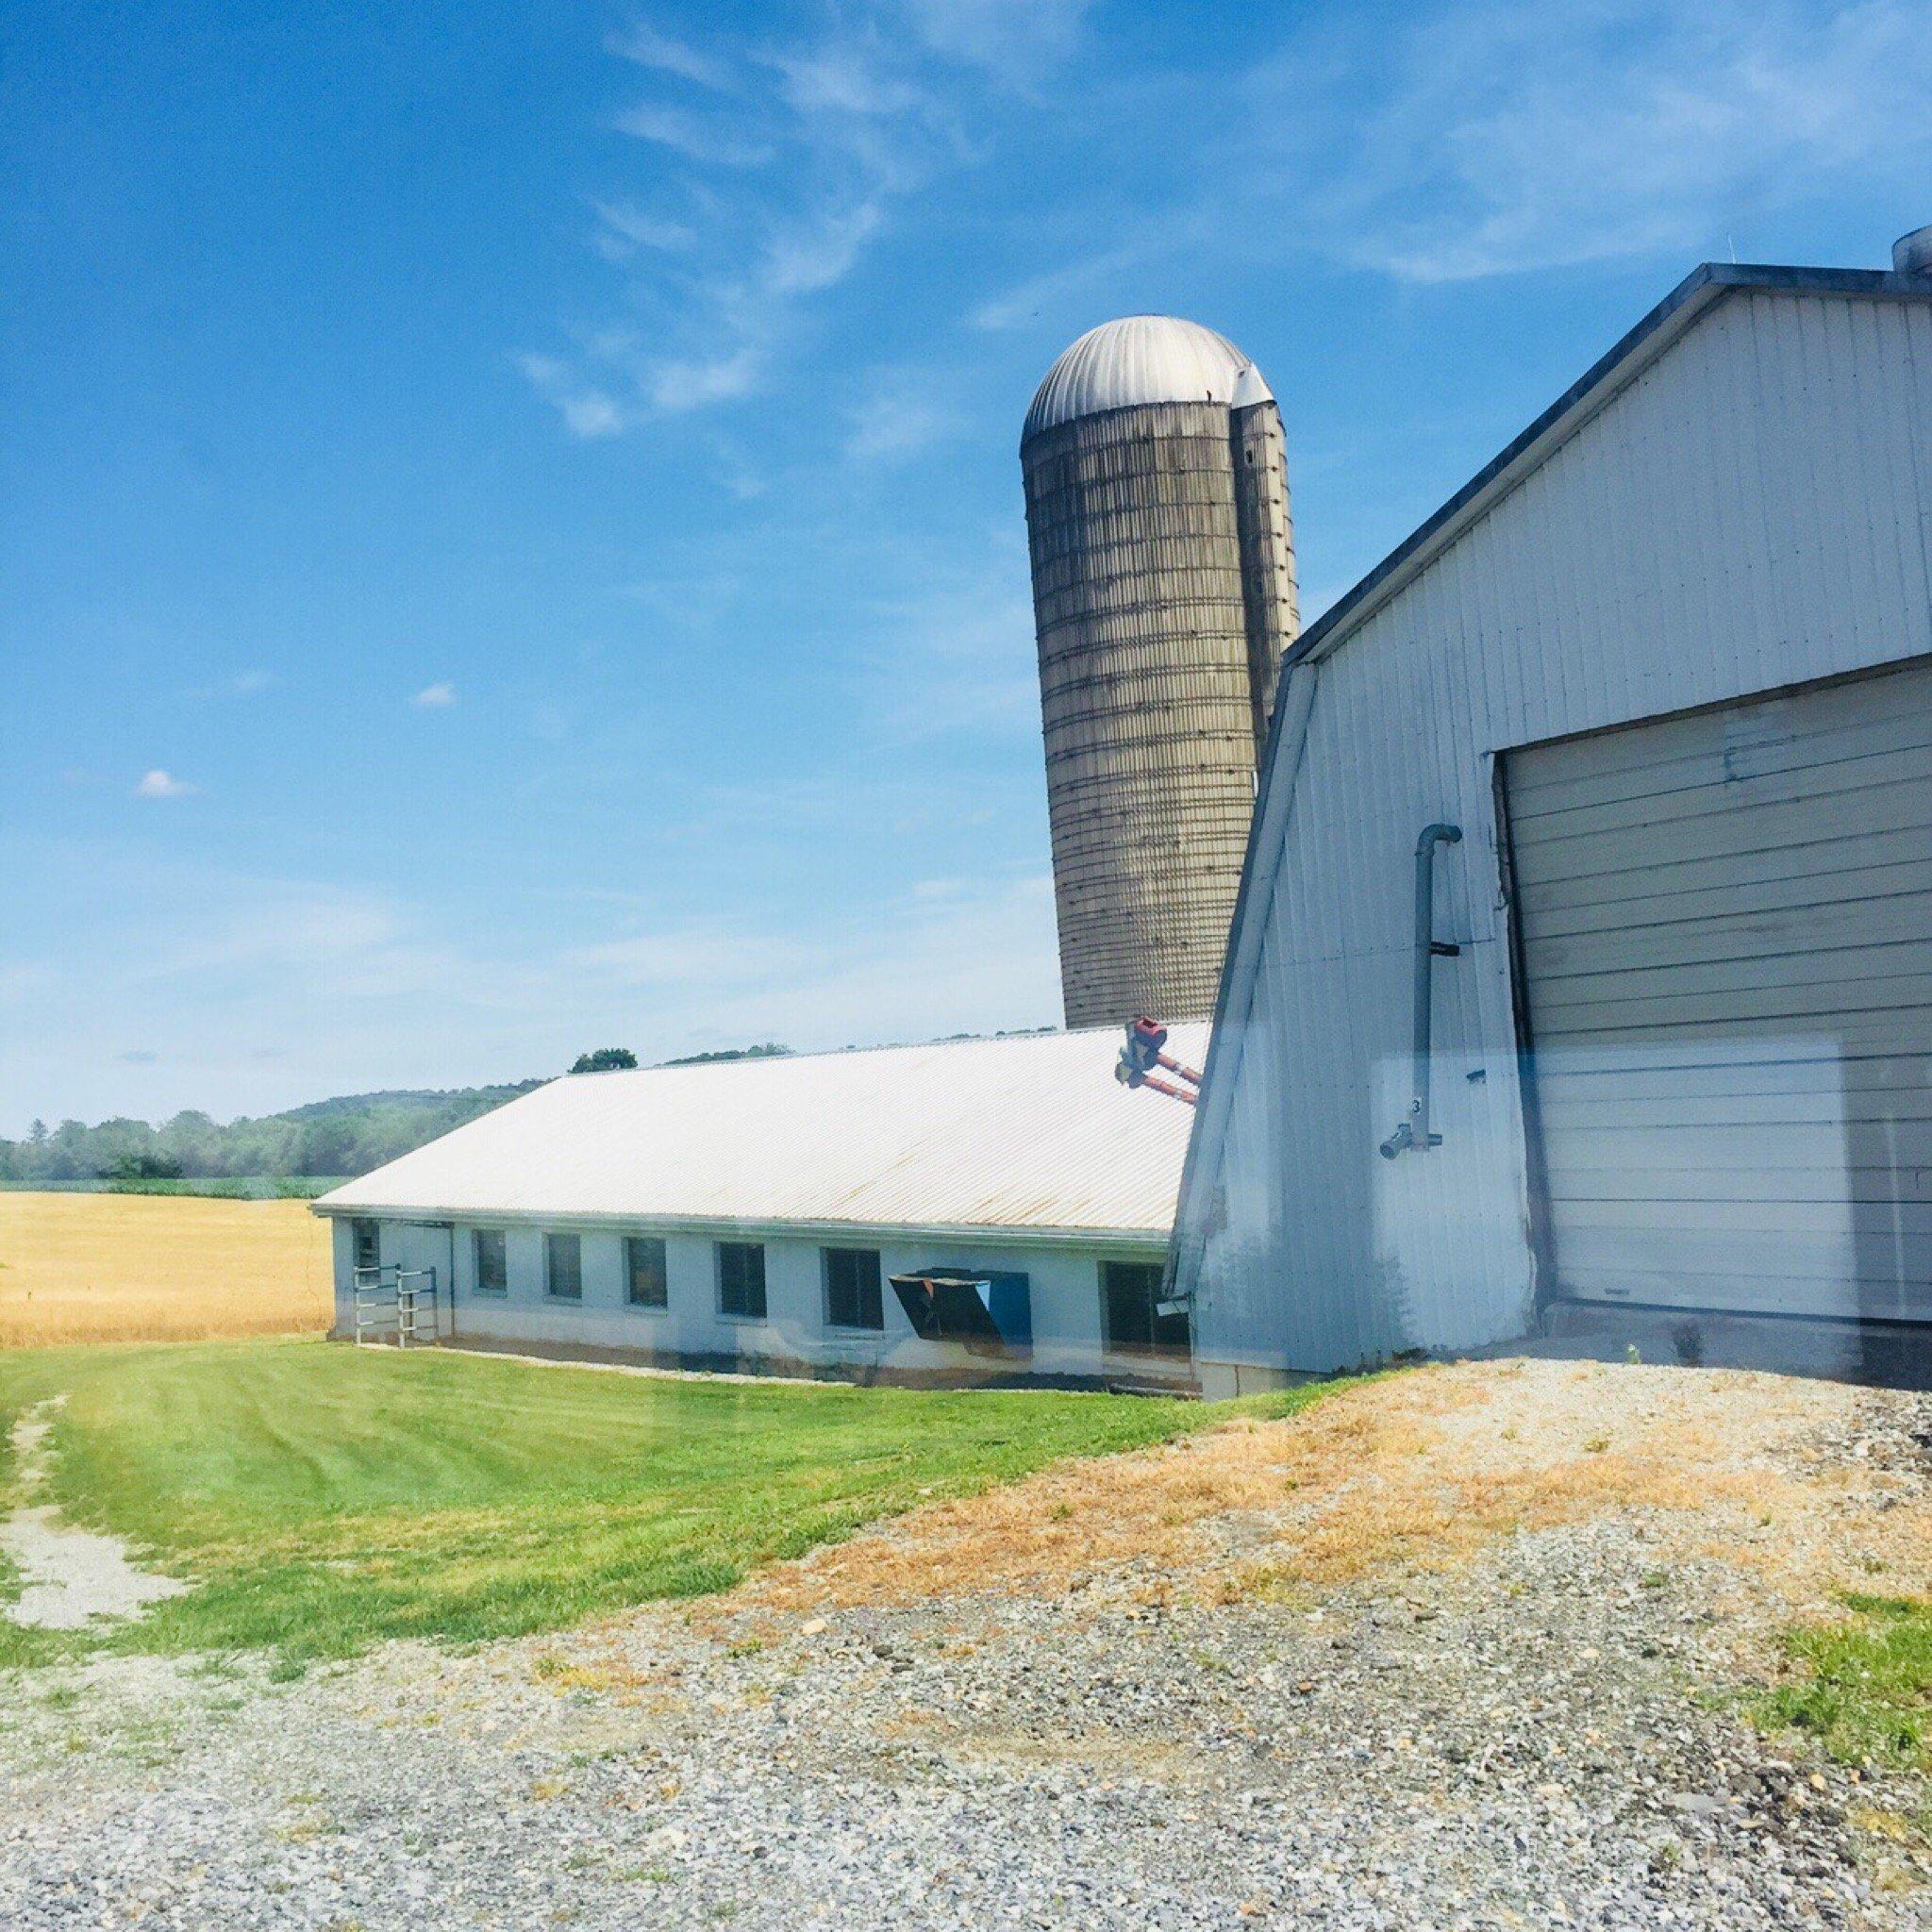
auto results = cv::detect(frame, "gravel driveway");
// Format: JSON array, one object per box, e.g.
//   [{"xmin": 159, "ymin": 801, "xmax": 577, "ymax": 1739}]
[{"xmin": 3, "ymin": 1359, "xmax": 1928, "ymax": 1930}]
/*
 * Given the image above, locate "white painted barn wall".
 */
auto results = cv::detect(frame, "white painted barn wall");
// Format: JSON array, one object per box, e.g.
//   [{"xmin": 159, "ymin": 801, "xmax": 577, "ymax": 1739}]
[
  {"xmin": 1180, "ymin": 287, "xmax": 1932, "ymax": 1374},
  {"xmin": 332, "ymin": 1215, "xmax": 1174, "ymax": 1384},
  {"xmin": 330, "ymin": 1215, "xmax": 354, "ymax": 1311}
]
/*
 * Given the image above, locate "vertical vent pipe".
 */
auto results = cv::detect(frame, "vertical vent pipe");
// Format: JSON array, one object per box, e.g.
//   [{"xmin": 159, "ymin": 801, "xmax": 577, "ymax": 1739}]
[{"xmin": 1382, "ymin": 824, "xmax": 1462, "ymax": 1158}]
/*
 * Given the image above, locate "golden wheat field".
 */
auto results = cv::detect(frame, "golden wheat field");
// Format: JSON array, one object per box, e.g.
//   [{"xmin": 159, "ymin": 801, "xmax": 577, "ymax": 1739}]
[{"xmin": 0, "ymin": 1192, "xmax": 333, "ymax": 1347}]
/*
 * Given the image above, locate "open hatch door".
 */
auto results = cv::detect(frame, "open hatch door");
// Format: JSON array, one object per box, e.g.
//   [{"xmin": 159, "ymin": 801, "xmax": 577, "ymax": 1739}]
[{"xmin": 890, "ymin": 1272, "xmax": 1032, "ymax": 1356}]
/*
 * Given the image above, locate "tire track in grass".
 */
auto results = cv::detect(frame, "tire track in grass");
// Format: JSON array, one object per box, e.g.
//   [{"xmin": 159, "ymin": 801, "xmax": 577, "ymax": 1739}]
[{"xmin": 0, "ymin": 1397, "xmax": 188, "ymax": 1631}]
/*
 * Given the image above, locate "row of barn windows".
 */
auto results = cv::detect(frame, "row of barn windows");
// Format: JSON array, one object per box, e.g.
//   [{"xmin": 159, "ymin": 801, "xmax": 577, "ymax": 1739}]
[
  {"xmin": 436, "ymin": 1224, "xmax": 887, "ymax": 1329},
  {"xmin": 352, "ymin": 1220, "xmax": 1182, "ymax": 1351}
]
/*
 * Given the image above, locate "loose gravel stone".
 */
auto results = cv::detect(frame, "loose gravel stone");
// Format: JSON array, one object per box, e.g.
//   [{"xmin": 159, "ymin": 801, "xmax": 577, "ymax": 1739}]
[{"xmin": 2, "ymin": 1360, "xmax": 1927, "ymax": 1930}]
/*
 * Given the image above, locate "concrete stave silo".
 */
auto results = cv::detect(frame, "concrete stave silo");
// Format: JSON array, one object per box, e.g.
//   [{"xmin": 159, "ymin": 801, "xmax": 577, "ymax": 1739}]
[{"xmin": 1022, "ymin": 317, "xmax": 1297, "ymax": 1030}]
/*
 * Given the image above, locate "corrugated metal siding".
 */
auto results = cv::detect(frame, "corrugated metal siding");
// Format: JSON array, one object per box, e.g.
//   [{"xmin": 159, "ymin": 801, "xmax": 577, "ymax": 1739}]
[
  {"xmin": 319, "ymin": 1025, "xmax": 1205, "ymax": 1244},
  {"xmin": 1179, "ymin": 287, "xmax": 1932, "ymax": 1371},
  {"xmin": 1507, "ymin": 658, "xmax": 1932, "ymax": 1322}
]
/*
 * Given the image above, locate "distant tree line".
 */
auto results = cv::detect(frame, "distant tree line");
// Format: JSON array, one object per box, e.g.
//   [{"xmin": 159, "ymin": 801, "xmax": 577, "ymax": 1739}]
[
  {"xmin": 0, "ymin": 1041, "xmax": 829, "ymax": 1188},
  {"xmin": 661, "ymin": 1042, "xmax": 791, "ymax": 1067},
  {"xmin": 0, "ymin": 1051, "xmax": 889, "ymax": 1182},
  {"xmin": 0, "ymin": 1084, "xmax": 542, "ymax": 1188}
]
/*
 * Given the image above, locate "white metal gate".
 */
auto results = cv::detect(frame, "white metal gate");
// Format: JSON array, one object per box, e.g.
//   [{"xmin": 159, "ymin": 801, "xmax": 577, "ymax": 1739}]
[{"xmin": 1507, "ymin": 658, "xmax": 1932, "ymax": 1323}]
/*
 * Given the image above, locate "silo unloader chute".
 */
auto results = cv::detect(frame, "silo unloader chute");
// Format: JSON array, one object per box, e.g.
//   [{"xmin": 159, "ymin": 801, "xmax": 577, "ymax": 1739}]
[{"xmin": 1114, "ymin": 1018, "xmax": 1200, "ymax": 1108}]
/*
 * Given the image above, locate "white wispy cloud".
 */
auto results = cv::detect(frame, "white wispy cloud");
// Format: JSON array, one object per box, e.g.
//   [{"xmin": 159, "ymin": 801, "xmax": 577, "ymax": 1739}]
[
  {"xmin": 134, "ymin": 769, "xmax": 196, "ymax": 799},
  {"xmin": 590, "ymin": 198, "xmax": 695, "ymax": 260},
  {"xmin": 844, "ymin": 368, "xmax": 966, "ymax": 461},
  {"xmin": 565, "ymin": 874, "xmax": 1058, "ymax": 1052},
  {"xmin": 958, "ymin": 0, "xmax": 1932, "ymax": 358},
  {"xmin": 522, "ymin": 7, "xmax": 1085, "ymax": 440},
  {"xmin": 1259, "ymin": 0, "xmax": 1932, "ymax": 283},
  {"xmin": 899, "ymin": 0, "xmax": 1094, "ymax": 80},
  {"xmin": 516, "ymin": 353, "xmax": 628, "ymax": 438},
  {"xmin": 763, "ymin": 198, "xmax": 887, "ymax": 294},
  {"xmin": 607, "ymin": 20, "xmax": 735, "ymax": 90},
  {"xmin": 186, "ymin": 667, "xmax": 275, "ymax": 700},
  {"xmin": 564, "ymin": 924, "xmax": 829, "ymax": 988},
  {"xmin": 967, "ymin": 245, "xmax": 1142, "ymax": 331},
  {"xmin": 612, "ymin": 102, "xmax": 774, "ymax": 168},
  {"xmin": 761, "ymin": 45, "xmax": 926, "ymax": 117},
  {"xmin": 644, "ymin": 345, "xmax": 763, "ymax": 413},
  {"xmin": 155, "ymin": 888, "xmax": 403, "ymax": 978},
  {"xmin": 708, "ymin": 441, "xmax": 770, "ymax": 499},
  {"xmin": 615, "ymin": 563, "xmax": 751, "ymax": 628},
  {"xmin": 0, "ymin": 832, "xmax": 1059, "ymax": 1131},
  {"xmin": 701, "ymin": 873, "xmax": 1058, "ymax": 1046},
  {"xmin": 412, "ymin": 681, "xmax": 458, "ymax": 708},
  {"xmin": 855, "ymin": 533, "xmax": 1041, "ymax": 740}
]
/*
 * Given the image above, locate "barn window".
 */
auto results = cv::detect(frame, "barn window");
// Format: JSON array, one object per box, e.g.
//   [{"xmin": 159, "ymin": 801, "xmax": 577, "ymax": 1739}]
[
  {"xmin": 544, "ymin": 1232, "xmax": 582, "ymax": 1301},
  {"xmin": 473, "ymin": 1228, "xmax": 508, "ymax": 1296},
  {"xmin": 1103, "ymin": 1259, "xmax": 1189, "ymax": 1354},
  {"xmin": 717, "ymin": 1241, "xmax": 766, "ymax": 1320},
  {"xmin": 824, "ymin": 1247, "xmax": 883, "ymax": 1330},
  {"xmin": 626, "ymin": 1236, "xmax": 668, "ymax": 1309},
  {"xmin": 352, "ymin": 1219, "xmax": 380, "ymax": 1274}
]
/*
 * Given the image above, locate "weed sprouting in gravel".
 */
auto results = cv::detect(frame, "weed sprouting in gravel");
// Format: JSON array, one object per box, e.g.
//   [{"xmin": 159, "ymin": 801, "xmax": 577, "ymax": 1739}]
[{"xmin": 1757, "ymin": 1592, "xmax": 1932, "ymax": 1774}]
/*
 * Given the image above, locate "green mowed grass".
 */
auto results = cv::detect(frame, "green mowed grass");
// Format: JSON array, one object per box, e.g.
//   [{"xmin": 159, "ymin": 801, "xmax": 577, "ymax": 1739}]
[
  {"xmin": 0, "ymin": 1339, "xmax": 1329, "ymax": 1665},
  {"xmin": 1757, "ymin": 1592, "xmax": 1932, "ymax": 1774}
]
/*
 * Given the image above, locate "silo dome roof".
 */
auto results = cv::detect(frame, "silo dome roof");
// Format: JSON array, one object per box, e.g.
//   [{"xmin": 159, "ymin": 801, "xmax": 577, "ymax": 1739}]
[{"xmin": 1023, "ymin": 315, "xmax": 1272, "ymax": 441}]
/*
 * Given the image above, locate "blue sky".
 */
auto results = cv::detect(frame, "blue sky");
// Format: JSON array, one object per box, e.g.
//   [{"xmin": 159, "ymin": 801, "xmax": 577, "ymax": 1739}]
[{"xmin": 3, "ymin": 0, "xmax": 1928, "ymax": 1132}]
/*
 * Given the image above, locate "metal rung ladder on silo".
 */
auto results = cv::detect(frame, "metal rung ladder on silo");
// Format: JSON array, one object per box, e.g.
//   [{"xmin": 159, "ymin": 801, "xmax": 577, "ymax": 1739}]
[{"xmin": 352, "ymin": 1264, "xmax": 441, "ymax": 1347}]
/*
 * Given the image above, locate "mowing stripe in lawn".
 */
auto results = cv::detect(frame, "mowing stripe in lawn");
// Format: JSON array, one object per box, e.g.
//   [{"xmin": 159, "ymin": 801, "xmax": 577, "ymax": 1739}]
[{"xmin": 0, "ymin": 1339, "xmax": 1335, "ymax": 1663}]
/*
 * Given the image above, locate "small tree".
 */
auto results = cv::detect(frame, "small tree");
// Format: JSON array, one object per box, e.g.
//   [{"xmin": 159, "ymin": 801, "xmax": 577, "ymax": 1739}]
[
  {"xmin": 570, "ymin": 1047, "xmax": 638, "ymax": 1074},
  {"xmin": 100, "ymin": 1152, "xmax": 183, "ymax": 1183}
]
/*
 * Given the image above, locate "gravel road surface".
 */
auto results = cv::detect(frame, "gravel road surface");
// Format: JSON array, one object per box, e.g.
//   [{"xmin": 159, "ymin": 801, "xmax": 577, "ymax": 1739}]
[{"xmin": 3, "ymin": 1359, "xmax": 1927, "ymax": 1930}]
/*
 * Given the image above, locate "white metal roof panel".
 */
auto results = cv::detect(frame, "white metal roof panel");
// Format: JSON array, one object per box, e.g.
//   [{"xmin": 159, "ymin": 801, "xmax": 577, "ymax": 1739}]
[{"xmin": 316, "ymin": 1025, "xmax": 1208, "ymax": 1243}]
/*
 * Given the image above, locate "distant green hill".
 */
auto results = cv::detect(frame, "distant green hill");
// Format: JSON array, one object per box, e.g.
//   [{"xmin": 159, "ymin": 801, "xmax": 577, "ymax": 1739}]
[
  {"xmin": 274, "ymin": 1084, "xmax": 544, "ymax": 1123},
  {"xmin": 0, "ymin": 1035, "xmax": 1081, "ymax": 1193},
  {"xmin": 0, "ymin": 1081, "xmax": 544, "ymax": 1191}
]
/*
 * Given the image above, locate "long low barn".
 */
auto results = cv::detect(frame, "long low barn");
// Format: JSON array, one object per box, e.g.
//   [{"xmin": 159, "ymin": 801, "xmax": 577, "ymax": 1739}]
[{"xmin": 315, "ymin": 1026, "xmax": 1204, "ymax": 1387}]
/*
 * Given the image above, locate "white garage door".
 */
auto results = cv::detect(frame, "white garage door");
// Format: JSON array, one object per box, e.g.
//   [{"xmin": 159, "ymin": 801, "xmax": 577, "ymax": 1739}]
[{"xmin": 1507, "ymin": 658, "xmax": 1932, "ymax": 1323}]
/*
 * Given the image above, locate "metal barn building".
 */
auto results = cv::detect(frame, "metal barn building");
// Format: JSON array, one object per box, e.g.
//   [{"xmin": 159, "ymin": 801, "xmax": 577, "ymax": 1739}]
[
  {"xmin": 1173, "ymin": 244, "xmax": 1932, "ymax": 1391},
  {"xmin": 316, "ymin": 1026, "xmax": 1205, "ymax": 1388}
]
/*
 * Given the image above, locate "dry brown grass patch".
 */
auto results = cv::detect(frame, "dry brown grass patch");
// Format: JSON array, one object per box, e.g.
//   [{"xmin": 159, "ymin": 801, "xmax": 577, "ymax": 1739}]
[{"xmin": 718, "ymin": 1359, "xmax": 1921, "ymax": 1628}]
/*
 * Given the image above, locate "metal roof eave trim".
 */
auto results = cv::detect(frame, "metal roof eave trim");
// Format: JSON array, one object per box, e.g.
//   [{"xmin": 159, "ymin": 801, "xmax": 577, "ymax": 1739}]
[{"xmin": 310, "ymin": 1201, "xmax": 1174, "ymax": 1253}]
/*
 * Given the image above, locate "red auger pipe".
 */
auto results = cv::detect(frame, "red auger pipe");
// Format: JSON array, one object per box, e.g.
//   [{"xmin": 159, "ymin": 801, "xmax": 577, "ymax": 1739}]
[
  {"xmin": 1119, "ymin": 1018, "xmax": 1201, "ymax": 1106},
  {"xmin": 1153, "ymin": 1046, "xmax": 1203, "ymax": 1086},
  {"xmin": 1128, "ymin": 1017, "xmax": 1203, "ymax": 1087}
]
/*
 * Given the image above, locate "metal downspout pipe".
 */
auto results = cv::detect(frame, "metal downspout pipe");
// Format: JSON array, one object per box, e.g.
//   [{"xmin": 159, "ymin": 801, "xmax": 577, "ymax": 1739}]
[{"xmin": 1381, "ymin": 823, "xmax": 1462, "ymax": 1158}]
